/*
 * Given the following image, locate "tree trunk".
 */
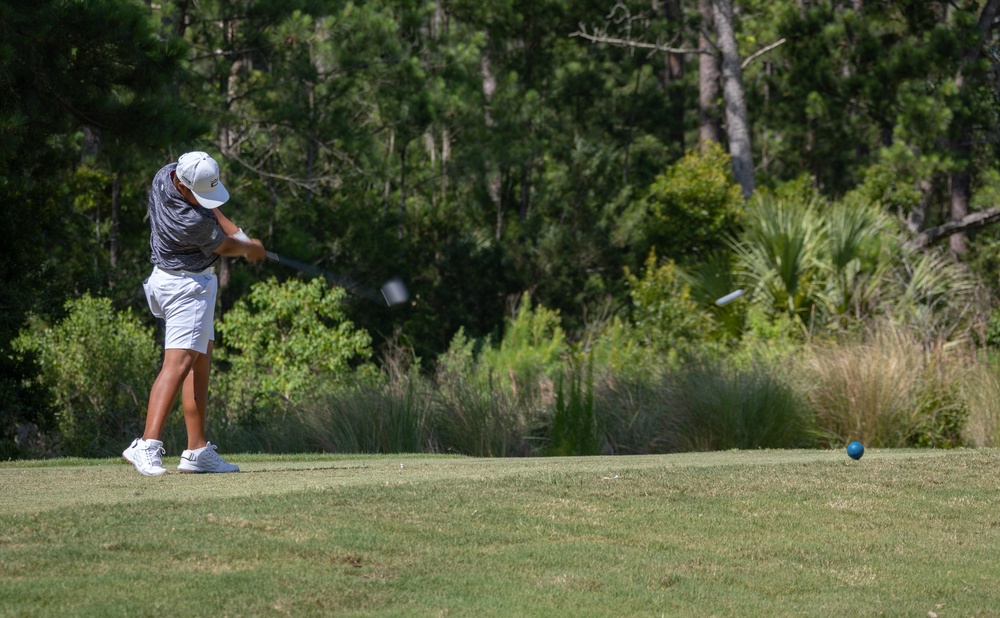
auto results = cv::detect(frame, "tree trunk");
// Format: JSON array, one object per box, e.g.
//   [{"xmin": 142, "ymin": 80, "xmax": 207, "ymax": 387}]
[
  {"xmin": 481, "ymin": 52, "xmax": 503, "ymax": 239},
  {"xmin": 431, "ymin": 3, "xmax": 450, "ymax": 204},
  {"xmin": 215, "ymin": 11, "xmax": 242, "ymax": 309},
  {"xmin": 713, "ymin": 0, "xmax": 755, "ymax": 198},
  {"xmin": 82, "ymin": 126, "xmax": 101, "ymax": 161},
  {"xmin": 218, "ymin": 257, "xmax": 231, "ymax": 298},
  {"xmin": 400, "ymin": 141, "xmax": 407, "ymax": 220},
  {"xmin": 431, "ymin": 0, "xmax": 444, "ymax": 39},
  {"xmin": 662, "ymin": 0, "xmax": 685, "ymax": 151},
  {"xmin": 110, "ymin": 171, "xmax": 121, "ymax": 268},
  {"xmin": 384, "ymin": 129, "xmax": 394, "ymax": 215},
  {"xmin": 306, "ymin": 81, "xmax": 316, "ymax": 198},
  {"xmin": 947, "ymin": 0, "xmax": 999, "ymax": 256},
  {"xmin": 519, "ymin": 164, "xmax": 530, "ymax": 222},
  {"xmin": 623, "ymin": 68, "xmax": 641, "ymax": 182},
  {"xmin": 949, "ymin": 169, "xmax": 971, "ymax": 257},
  {"xmin": 218, "ymin": 15, "xmax": 240, "ymax": 157},
  {"xmin": 698, "ymin": 0, "xmax": 721, "ymax": 149},
  {"xmin": 441, "ymin": 127, "xmax": 450, "ymax": 203},
  {"xmin": 905, "ymin": 179, "xmax": 934, "ymax": 234}
]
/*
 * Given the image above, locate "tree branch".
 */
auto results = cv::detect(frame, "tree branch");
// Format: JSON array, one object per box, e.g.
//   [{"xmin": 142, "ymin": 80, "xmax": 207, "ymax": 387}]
[
  {"xmin": 741, "ymin": 38, "xmax": 786, "ymax": 69},
  {"xmin": 570, "ymin": 24, "xmax": 702, "ymax": 55},
  {"xmin": 906, "ymin": 206, "xmax": 1000, "ymax": 250},
  {"xmin": 571, "ymin": 24, "xmax": 786, "ymax": 68}
]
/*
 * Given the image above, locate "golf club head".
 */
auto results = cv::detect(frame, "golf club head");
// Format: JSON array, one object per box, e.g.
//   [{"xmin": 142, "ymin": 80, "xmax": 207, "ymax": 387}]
[
  {"xmin": 381, "ymin": 277, "xmax": 410, "ymax": 306},
  {"xmin": 715, "ymin": 289, "xmax": 745, "ymax": 306}
]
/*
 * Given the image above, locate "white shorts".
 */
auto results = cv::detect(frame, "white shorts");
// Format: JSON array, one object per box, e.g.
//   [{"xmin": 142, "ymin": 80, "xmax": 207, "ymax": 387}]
[{"xmin": 143, "ymin": 266, "xmax": 218, "ymax": 354}]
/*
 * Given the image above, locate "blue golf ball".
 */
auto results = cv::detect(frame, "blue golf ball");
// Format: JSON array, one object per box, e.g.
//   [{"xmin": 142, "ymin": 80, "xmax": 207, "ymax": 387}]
[{"xmin": 847, "ymin": 441, "xmax": 865, "ymax": 460}]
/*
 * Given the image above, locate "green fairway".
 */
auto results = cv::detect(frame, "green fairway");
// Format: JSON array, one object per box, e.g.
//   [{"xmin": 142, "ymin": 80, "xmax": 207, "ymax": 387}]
[{"xmin": 2, "ymin": 449, "xmax": 999, "ymax": 617}]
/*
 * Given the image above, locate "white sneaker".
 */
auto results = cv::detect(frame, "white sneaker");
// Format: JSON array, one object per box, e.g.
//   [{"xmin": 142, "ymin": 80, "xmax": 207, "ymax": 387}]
[
  {"xmin": 122, "ymin": 438, "xmax": 168, "ymax": 476},
  {"xmin": 177, "ymin": 442, "xmax": 240, "ymax": 474}
]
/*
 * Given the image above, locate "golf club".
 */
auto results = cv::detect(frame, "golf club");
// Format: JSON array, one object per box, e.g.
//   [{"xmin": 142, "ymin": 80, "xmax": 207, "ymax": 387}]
[{"xmin": 265, "ymin": 251, "xmax": 409, "ymax": 307}]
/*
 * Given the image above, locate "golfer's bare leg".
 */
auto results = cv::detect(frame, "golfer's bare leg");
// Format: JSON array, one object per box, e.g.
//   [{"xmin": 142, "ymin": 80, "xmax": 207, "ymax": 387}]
[
  {"xmin": 143, "ymin": 349, "xmax": 198, "ymax": 441},
  {"xmin": 182, "ymin": 341, "xmax": 212, "ymax": 451}
]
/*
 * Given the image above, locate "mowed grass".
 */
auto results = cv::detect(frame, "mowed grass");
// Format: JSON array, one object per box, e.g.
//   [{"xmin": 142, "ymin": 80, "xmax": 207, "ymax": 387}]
[{"xmin": 2, "ymin": 450, "xmax": 1000, "ymax": 617}]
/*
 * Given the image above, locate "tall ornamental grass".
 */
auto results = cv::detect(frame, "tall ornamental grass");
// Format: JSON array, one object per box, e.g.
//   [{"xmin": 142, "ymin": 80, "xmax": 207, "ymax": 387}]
[
  {"xmin": 664, "ymin": 359, "xmax": 815, "ymax": 451},
  {"xmin": 300, "ymin": 378, "xmax": 428, "ymax": 454},
  {"xmin": 212, "ymin": 323, "xmax": 1000, "ymax": 457},
  {"xmin": 800, "ymin": 328, "xmax": 968, "ymax": 448},
  {"xmin": 547, "ymin": 360, "xmax": 602, "ymax": 456},
  {"xmin": 430, "ymin": 370, "xmax": 534, "ymax": 457},
  {"xmin": 959, "ymin": 358, "xmax": 1000, "ymax": 447}
]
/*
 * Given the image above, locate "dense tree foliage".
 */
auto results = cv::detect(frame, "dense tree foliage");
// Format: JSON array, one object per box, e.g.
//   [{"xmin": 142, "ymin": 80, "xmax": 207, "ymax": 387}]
[
  {"xmin": 1, "ymin": 0, "xmax": 201, "ymax": 458},
  {"xmin": 3, "ymin": 0, "xmax": 1000, "ymax": 458}
]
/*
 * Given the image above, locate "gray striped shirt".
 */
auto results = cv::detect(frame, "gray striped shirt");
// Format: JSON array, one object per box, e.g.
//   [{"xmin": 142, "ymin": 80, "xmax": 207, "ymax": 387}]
[{"xmin": 147, "ymin": 162, "xmax": 224, "ymax": 271}]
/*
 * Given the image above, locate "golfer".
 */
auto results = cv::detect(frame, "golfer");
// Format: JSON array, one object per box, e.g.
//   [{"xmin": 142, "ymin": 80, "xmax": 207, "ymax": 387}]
[{"xmin": 123, "ymin": 151, "xmax": 265, "ymax": 476}]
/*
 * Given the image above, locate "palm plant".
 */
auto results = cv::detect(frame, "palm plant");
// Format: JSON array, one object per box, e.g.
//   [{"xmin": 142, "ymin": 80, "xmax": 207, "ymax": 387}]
[
  {"xmin": 730, "ymin": 191, "xmax": 987, "ymax": 344},
  {"xmin": 817, "ymin": 198, "xmax": 895, "ymax": 327},
  {"xmin": 889, "ymin": 247, "xmax": 986, "ymax": 347},
  {"xmin": 681, "ymin": 250, "xmax": 747, "ymax": 340},
  {"xmin": 731, "ymin": 195, "xmax": 826, "ymax": 325}
]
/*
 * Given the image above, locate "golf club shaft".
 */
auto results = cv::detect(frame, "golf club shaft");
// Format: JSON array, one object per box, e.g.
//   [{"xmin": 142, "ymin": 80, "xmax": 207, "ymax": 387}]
[{"xmin": 265, "ymin": 251, "xmax": 380, "ymax": 302}]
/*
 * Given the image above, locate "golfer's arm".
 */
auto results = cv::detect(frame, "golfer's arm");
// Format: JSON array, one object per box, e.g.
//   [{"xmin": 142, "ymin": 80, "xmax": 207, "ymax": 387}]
[
  {"xmin": 215, "ymin": 236, "xmax": 266, "ymax": 261},
  {"xmin": 212, "ymin": 209, "xmax": 266, "ymax": 260},
  {"xmin": 212, "ymin": 208, "xmax": 240, "ymax": 236},
  {"xmin": 215, "ymin": 237, "xmax": 250, "ymax": 256}
]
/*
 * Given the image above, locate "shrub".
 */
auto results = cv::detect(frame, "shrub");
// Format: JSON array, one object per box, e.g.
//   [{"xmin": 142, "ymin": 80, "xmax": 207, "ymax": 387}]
[
  {"xmin": 12, "ymin": 295, "xmax": 159, "ymax": 456},
  {"xmin": 819, "ymin": 198, "xmax": 893, "ymax": 325},
  {"xmin": 680, "ymin": 250, "xmax": 747, "ymax": 343},
  {"xmin": 644, "ymin": 141, "xmax": 744, "ymax": 257},
  {"xmin": 624, "ymin": 249, "xmax": 712, "ymax": 363},
  {"xmin": 431, "ymin": 368, "xmax": 533, "ymax": 456},
  {"xmin": 215, "ymin": 277, "xmax": 375, "ymax": 424},
  {"xmin": 479, "ymin": 293, "xmax": 565, "ymax": 403},
  {"xmin": 592, "ymin": 376, "xmax": 681, "ymax": 454},
  {"xmin": 731, "ymin": 188, "xmax": 987, "ymax": 343},
  {"xmin": 890, "ymin": 248, "xmax": 986, "ymax": 346},
  {"xmin": 844, "ymin": 164, "xmax": 922, "ymax": 216}
]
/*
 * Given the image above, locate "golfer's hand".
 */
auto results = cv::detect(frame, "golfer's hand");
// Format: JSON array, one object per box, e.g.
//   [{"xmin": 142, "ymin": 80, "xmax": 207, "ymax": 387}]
[{"xmin": 244, "ymin": 239, "xmax": 266, "ymax": 262}]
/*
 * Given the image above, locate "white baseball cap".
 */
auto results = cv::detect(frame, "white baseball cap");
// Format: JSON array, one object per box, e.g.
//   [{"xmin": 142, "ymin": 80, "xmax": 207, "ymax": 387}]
[{"xmin": 175, "ymin": 151, "xmax": 230, "ymax": 209}]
